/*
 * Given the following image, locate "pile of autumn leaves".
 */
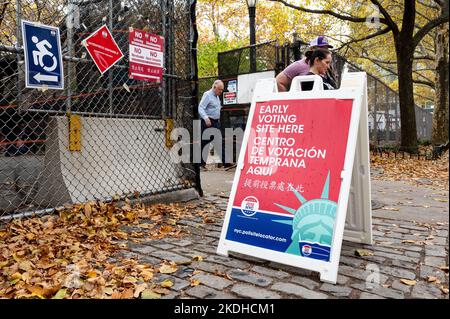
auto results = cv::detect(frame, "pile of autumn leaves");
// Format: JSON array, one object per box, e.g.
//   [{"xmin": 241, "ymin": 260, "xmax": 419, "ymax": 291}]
[
  {"xmin": 0, "ymin": 201, "xmax": 195, "ymax": 299},
  {"xmin": 370, "ymin": 150, "xmax": 449, "ymax": 190}
]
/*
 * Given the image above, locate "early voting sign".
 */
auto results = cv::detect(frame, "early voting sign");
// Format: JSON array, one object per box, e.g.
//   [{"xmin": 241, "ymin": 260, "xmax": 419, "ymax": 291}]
[
  {"xmin": 83, "ymin": 25, "xmax": 123, "ymax": 74},
  {"xmin": 129, "ymin": 29, "xmax": 164, "ymax": 83},
  {"xmin": 21, "ymin": 20, "xmax": 64, "ymax": 90},
  {"xmin": 217, "ymin": 74, "xmax": 370, "ymax": 284}
]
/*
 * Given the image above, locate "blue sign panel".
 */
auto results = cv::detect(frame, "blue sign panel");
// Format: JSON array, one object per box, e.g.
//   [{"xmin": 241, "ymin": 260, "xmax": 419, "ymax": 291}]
[{"xmin": 21, "ymin": 20, "xmax": 64, "ymax": 90}]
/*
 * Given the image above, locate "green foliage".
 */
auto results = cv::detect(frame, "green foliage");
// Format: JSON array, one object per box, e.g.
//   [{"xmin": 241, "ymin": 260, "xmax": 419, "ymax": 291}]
[{"xmin": 197, "ymin": 38, "xmax": 246, "ymax": 77}]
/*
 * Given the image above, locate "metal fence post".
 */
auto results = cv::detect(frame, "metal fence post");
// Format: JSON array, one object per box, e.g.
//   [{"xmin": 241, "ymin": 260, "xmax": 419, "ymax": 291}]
[
  {"xmin": 108, "ymin": 0, "xmax": 113, "ymax": 115},
  {"xmin": 66, "ymin": 0, "xmax": 74, "ymax": 114},
  {"xmin": 385, "ymin": 87, "xmax": 390, "ymax": 143},
  {"xmin": 161, "ymin": 0, "xmax": 167, "ymax": 118},
  {"xmin": 373, "ymin": 80, "xmax": 379, "ymax": 145},
  {"xmin": 15, "ymin": 0, "xmax": 22, "ymax": 111}
]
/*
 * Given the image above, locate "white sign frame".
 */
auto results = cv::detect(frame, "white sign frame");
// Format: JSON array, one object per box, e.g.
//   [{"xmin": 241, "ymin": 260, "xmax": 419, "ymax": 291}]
[
  {"xmin": 341, "ymin": 73, "xmax": 372, "ymax": 245},
  {"xmin": 217, "ymin": 73, "xmax": 369, "ymax": 284},
  {"xmin": 237, "ymin": 70, "xmax": 276, "ymax": 104}
]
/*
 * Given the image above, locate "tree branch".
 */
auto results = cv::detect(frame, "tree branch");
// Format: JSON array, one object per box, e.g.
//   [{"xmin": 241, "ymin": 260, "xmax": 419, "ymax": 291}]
[
  {"xmin": 359, "ymin": 56, "xmax": 397, "ymax": 64},
  {"xmin": 269, "ymin": 0, "xmax": 389, "ymax": 24},
  {"xmin": 413, "ymin": 72, "xmax": 434, "ymax": 89},
  {"xmin": 412, "ymin": 6, "xmax": 449, "ymax": 48},
  {"xmin": 0, "ymin": 2, "xmax": 9, "ymax": 28},
  {"xmin": 417, "ymin": 0, "xmax": 440, "ymax": 10},
  {"xmin": 336, "ymin": 26, "xmax": 391, "ymax": 51},
  {"xmin": 370, "ymin": 0, "xmax": 400, "ymax": 34},
  {"xmin": 414, "ymin": 54, "xmax": 436, "ymax": 60},
  {"xmin": 414, "ymin": 91, "xmax": 435, "ymax": 102},
  {"xmin": 357, "ymin": 54, "xmax": 399, "ymax": 75}
]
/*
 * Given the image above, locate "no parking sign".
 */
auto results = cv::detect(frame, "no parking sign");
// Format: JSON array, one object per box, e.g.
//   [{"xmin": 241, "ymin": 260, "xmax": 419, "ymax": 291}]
[{"xmin": 129, "ymin": 29, "xmax": 164, "ymax": 83}]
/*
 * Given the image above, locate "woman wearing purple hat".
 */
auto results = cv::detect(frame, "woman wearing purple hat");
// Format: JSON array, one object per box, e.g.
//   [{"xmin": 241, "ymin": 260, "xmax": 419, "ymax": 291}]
[{"xmin": 276, "ymin": 36, "xmax": 337, "ymax": 92}]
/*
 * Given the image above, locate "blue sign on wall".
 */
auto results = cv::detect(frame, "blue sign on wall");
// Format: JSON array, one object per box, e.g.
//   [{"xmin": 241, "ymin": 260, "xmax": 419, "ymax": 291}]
[{"xmin": 21, "ymin": 20, "xmax": 64, "ymax": 90}]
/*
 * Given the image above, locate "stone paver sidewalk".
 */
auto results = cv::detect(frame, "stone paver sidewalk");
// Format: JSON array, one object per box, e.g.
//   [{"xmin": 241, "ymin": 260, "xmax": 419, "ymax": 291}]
[{"xmin": 111, "ymin": 193, "xmax": 449, "ymax": 299}]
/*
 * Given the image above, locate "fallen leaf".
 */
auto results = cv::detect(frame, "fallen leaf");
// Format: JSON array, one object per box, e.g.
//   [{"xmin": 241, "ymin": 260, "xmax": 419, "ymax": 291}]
[
  {"xmin": 111, "ymin": 291, "xmax": 122, "ymax": 299},
  {"xmin": 27, "ymin": 285, "xmax": 44, "ymax": 298},
  {"xmin": 203, "ymin": 217, "xmax": 216, "ymax": 224},
  {"xmin": 355, "ymin": 249, "xmax": 374, "ymax": 257},
  {"xmin": 104, "ymin": 287, "xmax": 114, "ymax": 295},
  {"xmin": 52, "ymin": 289, "xmax": 67, "ymax": 299},
  {"xmin": 400, "ymin": 279, "xmax": 417, "ymax": 286},
  {"xmin": 114, "ymin": 232, "xmax": 128, "ymax": 240},
  {"xmin": 427, "ymin": 276, "xmax": 438, "ymax": 283},
  {"xmin": 192, "ymin": 255, "xmax": 203, "ymax": 261},
  {"xmin": 160, "ymin": 279, "xmax": 173, "ymax": 288},
  {"xmin": 382, "ymin": 207, "xmax": 400, "ymax": 211},
  {"xmin": 439, "ymin": 266, "xmax": 449, "ymax": 273},
  {"xmin": 84, "ymin": 203, "xmax": 92, "ymax": 219},
  {"xmin": 402, "ymin": 240, "xmax": 417, "ymax": 244},
  {"xmin": 152, "ymin": 287, "xmax": 171, "ymax": 295},
  {"xmin": 160, "ymin": 225, "xmax": 174, "ymax": 233},
  {"xmin": 140, "ymin": 289, "xmax": 161, "ymax": 299},
  {"xmin": 140, "ymin": 270, "xmax": 154, "ymax": 281},
  {"xmin": 121, "ymin": 288, "xmax": 134, "ymax": 299},
  {"xmin": 25, "ymin": 233, "xmax": 36, "ymax": 241},
  {"xmin": 12, "ymin": 253, "xmax": 23, "ymax": 262},
  {"xmin": 158, "ymin": 264, "xmax": 177, "ymax": 274},
  {"xmin": 432, "ymin": 198, "xmax": 448, "ymax": 202},
  {"xmin": 123, "ymin": 276, "xmax": 138, "ymax": 285},
  {"xmin": 167, "ymin": 219, "xmax": 177, "ymax": 226},
  {"xmin": 190, "ymin": 279, "xmax": 201, "ymax": 287},
  {"xmin": 19, "ymin": 260, "xmax": 34, "ymax": 272},
  {"xmin": 440, "ymin": 286, "xmax": 449, "ymax": 294},
  {"xmin": 134, "ymin": 284, "xmax": 148, "ymax": 298}
]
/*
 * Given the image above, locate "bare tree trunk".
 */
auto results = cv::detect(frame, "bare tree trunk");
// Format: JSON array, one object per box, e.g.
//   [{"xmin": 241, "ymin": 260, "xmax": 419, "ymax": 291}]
[
  {"xmin": 432, "ymin": 21, "xmax": 449, "ymax": 145},
  {"xmin": 396, "ymin": 45, "xmax": 418, "ymax": 153}
]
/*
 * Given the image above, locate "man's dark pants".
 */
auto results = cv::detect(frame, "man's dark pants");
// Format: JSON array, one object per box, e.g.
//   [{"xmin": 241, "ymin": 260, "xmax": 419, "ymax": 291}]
[{"xmin": 200, "ymin": 118, "xmax": 226, "ymax": 167}]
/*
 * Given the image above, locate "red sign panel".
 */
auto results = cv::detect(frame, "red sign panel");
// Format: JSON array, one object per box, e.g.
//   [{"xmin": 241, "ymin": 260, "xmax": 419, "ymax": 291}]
[
  {"xmin": 129, "ymin": 29, "xmax": 164, "ymax": 83},
  {"xmin": 226, "ymin": 98, "xmax": 354, "ymax": 261},
  {"xmin": 84, "ymin": 25, "xmax": 123, "ymax": 74},
  {"xmin": 223, "ymin": 92, "xmax": 237, "ymax": 105}
]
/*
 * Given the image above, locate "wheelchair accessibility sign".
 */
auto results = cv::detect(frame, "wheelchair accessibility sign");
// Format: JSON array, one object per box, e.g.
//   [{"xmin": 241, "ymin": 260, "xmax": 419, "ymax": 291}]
[{"xmin": 21, "ymin": 20, "xmax": 64, "ymax": 90}]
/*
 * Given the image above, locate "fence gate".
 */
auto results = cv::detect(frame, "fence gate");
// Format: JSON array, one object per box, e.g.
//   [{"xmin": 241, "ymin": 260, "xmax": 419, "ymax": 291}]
[
  {"xmin": 211, "ymin": 39, "xmax": 432, "ymax": 147},
  {"xmin": 0, "ymin": 0, "xmax": 199, "ymax": 221}
]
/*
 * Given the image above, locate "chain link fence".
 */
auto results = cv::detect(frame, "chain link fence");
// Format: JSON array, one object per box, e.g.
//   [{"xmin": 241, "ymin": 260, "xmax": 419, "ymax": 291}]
[
  {"xmin": 205, "ymin": 39, "xmax": 432, "ymax": 148},
  {"xmin": 0, "ymin": 0, "xmax": 199, "ymax": 221}
]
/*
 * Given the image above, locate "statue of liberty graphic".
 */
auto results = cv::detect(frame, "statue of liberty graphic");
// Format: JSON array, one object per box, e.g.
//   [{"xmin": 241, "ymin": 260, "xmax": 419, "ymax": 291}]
[{"xmin": 272, "ymin": 171, "xmax": 337, "ymax": 262}]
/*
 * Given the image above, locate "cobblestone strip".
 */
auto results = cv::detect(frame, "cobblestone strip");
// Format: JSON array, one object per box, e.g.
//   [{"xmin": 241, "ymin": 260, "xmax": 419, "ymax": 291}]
[{"xmin": 112, "ymin": 197, "xmax": 449, "ymax": 299}]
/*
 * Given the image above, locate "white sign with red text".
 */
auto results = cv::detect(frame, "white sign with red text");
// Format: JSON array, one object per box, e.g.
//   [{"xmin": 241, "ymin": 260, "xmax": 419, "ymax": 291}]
[{"xmin": 129, "ymin": 29, "xmax": 164, "ymax": 83}]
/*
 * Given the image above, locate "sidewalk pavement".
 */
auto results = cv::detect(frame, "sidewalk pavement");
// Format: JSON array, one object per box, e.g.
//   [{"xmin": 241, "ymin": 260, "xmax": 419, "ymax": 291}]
[{"xmin": 108, "ymin": 167, "xmax": 449, "ymax": 299}]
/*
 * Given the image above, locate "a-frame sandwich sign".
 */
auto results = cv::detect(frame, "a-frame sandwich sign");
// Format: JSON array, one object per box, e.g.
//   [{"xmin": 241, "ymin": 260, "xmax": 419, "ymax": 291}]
[{"xmin": 217, "ymin": 72, "xmax": 372, "ymax": 284}]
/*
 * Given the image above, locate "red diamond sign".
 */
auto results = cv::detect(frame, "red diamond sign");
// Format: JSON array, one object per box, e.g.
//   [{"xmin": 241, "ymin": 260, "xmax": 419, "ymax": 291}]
[{"xmin": 83, "ymin": 25, "xmax": 124, "ymax": 74}]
